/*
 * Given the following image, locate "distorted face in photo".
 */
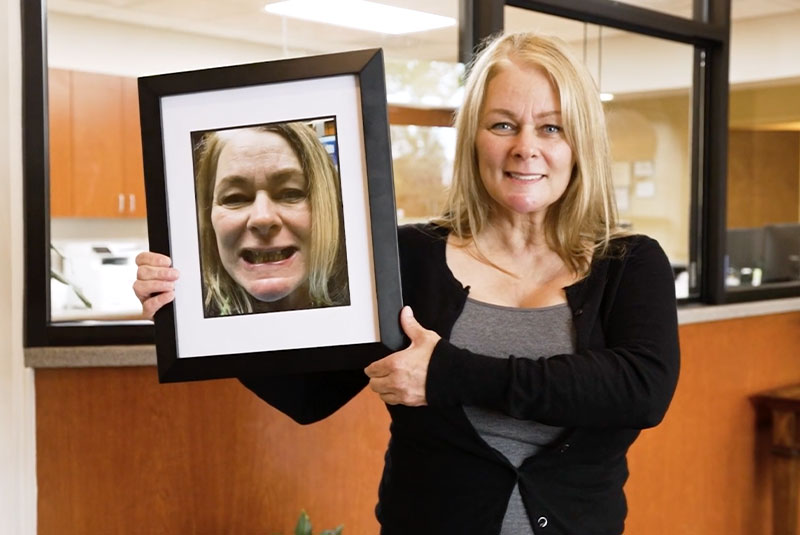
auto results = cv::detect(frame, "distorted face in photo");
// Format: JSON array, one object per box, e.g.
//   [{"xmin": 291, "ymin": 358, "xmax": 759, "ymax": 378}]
[{"xmin": 210, "ymin": 129, "xmax": 312, "ymax": 308}]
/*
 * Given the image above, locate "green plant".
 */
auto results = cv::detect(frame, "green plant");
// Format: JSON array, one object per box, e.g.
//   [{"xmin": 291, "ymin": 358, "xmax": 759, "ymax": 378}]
[{"xmin": 294, "ymin": 510, "xmax": 343, "ymax": 535}]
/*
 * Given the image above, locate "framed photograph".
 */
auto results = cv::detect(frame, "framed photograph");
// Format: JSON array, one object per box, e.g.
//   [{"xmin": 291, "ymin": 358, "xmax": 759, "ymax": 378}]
[{"xmin": 138, "ymin": 49, "xmax": 403, "ymax": 383}]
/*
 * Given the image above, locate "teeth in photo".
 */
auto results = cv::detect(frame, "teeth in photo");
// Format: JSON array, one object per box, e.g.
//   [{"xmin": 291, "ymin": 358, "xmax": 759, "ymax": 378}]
[{"xmin": 245, "ymin": 248, "xmax": 292, "ymax": 263}]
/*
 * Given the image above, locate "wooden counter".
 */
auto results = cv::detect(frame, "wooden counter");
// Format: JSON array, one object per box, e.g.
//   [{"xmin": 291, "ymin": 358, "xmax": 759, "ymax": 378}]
[{"xmin": 27, "ymin": 302, "xmax": 800, "ymax": 535}]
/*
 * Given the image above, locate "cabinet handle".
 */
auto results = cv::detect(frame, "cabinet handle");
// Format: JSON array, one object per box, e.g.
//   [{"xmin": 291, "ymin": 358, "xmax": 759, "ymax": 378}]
[
  {"xmin": 129, "ymin": 194, "xmax": 136, "ymax": 213},
  {"xmin": 118, "ymin": 193, "xmax": 125, "ymax": 213}
]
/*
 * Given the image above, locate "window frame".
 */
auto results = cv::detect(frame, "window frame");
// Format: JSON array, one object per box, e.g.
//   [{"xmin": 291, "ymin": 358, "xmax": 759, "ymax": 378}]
[{"xmin": 21, "ymin": 0, "xmax": 155, "ymax": 346}]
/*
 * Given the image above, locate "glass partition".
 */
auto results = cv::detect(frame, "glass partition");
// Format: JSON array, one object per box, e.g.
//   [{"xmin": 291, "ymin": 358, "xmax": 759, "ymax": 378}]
[{"xmin": 725, "ymin": 3, "xmax": 800, "ymax": 298}]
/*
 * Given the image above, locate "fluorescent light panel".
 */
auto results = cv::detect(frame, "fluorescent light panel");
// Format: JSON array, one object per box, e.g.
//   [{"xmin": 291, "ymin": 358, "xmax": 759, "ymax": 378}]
[{"xmin": 263, "ymin": 0, "xmax": 456, "ymax": 35}]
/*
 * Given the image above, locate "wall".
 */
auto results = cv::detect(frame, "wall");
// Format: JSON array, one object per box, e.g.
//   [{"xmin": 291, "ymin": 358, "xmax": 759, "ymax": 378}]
[
  {"xmin": 0, "ymin": 0, "xmax": 37, "ymax": 534},
  {"xmin": 728, "ymin": 130, "xmax": 800, "ymax": 228},
  {"xmin": 730, "ymin": 83, "xmax": 800, "ymax": 128},
  {"xmin": 47, "ymin": 11, "xmax": 289, "ymax": 77},
  {"xmin": 48, "ymin": 9, "xmax": 800, "ymax": 93},
  {"xmin": 730, "ymin": 11, "xmax": 800, "ymax": 85},
  {"xmin": 33, "ymin": 312, "xmax": 800, "ymax": 535},
  {"xmin": 510, "ymin": 8, "xmax": 800, "ymax": 94},
  {"xmin": 606, "ymin": 94, "xmax": 692, "ymax": 262}
]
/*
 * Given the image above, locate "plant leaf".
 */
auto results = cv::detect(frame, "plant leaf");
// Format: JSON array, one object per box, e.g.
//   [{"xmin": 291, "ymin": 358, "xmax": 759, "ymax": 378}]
[{"xmin": 294, "ymin": 510, "xmax": 312, "ymax": 535}]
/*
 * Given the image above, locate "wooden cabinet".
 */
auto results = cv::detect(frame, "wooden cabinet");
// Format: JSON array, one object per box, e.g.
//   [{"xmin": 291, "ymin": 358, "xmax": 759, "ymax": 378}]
[
  {"xmin": 48, "ymin": 68, "xmax": 74, "ymax": 218},
  {"xmin": 122, "ymin": 77, "xmax": 147, "ymax": 218},
  {"xmin": 48, "ymin": 69, "xmax": 147, "ymax": 218}
]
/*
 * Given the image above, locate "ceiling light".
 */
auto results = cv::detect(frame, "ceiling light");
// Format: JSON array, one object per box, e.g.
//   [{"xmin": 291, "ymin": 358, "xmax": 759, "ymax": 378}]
[
  {"xmin": 600, "ymin": 92, "xmax": 615, "ymax": 102},
  {"xmin": 263, "ymin": 0, "xmax": 456, "ymax": 35}
]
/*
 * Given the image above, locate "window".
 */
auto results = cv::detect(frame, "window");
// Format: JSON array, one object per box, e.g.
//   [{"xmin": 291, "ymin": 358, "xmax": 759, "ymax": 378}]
[
  {"xmin": 724, "ymin": 2, "xmax": 800, "ymax": 300},
  {"xmin": 26, "ymin": 0, "xmax": 793, "ymax": 349}
]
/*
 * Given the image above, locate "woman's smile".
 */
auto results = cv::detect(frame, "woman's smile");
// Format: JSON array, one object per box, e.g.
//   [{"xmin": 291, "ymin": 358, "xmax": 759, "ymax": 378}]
[
  {"xmin": 505, "ymin": 171, "xmax": 546, "ymax": 181},
  {"xmin": 240, "ymin": 246, "xmax": 299, "ymax": 265}
]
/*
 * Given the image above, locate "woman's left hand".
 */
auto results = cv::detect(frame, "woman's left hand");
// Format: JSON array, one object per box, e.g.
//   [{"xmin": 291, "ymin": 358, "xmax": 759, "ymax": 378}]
[{"xmin": 365, "ymin": 306, "xmax": 441, "ymax": 407}]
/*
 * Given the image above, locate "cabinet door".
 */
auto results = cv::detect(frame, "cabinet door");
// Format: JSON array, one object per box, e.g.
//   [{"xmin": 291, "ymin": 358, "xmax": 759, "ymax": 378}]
[
  {"xmin": 122, "ymin": 77, "xmax": 147, "ymax": 218},
  {"xmin": 49, "ymin": 68, "xmax": 73, "ymax": 218},
  {"xmin": 70, "ymin": 71, "xmax": 125, "ymax": 218}
]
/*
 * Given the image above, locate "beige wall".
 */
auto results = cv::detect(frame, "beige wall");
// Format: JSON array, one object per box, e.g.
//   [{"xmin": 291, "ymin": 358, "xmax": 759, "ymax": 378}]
[
  {"xmin": 0, "ymin": 0, "xmax": 37, "ymax": 533},
  {"xmin": 730, "ymin": 83, "xmax": 800, "ymax": 128},
  {"xmin": 607, "ymin": 94, "xmax": 692, "ymax": 263}
]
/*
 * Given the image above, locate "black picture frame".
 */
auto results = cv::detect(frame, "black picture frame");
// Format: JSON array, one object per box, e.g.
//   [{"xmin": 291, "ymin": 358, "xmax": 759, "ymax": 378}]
[{"xmin": 138, "ymin": 49, "xmax": 403, "ymax": 383}]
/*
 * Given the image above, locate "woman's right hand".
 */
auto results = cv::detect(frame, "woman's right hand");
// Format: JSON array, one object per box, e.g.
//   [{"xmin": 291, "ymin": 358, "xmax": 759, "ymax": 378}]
[{"xmin": 133, "ymin": 252, "xmax": 180, "ymax": 320}]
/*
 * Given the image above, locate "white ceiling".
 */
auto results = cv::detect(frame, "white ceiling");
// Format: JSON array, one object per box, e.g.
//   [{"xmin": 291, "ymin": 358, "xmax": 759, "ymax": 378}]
[{"xmin": 47, "ymin": 0, "xmax": 800, "ymax": 62}]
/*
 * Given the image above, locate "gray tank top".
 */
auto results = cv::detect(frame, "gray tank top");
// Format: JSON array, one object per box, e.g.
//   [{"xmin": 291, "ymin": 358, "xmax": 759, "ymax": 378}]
[{"xmin": 450, "ymin": 298, "xmax": 576, "ymax": 535}]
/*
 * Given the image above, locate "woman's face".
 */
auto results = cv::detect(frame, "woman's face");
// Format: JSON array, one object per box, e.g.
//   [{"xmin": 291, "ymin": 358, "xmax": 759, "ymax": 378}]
[
  {"xmin": 210, "ymin": 129, "xmax": 312, "ymax": 308},
  {"xmin": 475, "ymin": 61, "xmax": 574, "ymax": 222}
]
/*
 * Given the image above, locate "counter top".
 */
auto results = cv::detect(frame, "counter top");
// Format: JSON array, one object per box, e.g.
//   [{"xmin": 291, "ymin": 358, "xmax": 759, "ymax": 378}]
[
  {"xmin": 25, "ymin": 345, "xmax": 156, "ymax": 368},
  {"xmin": 51, "ymin": 309, "xmax": 147, "ymax": 322},
  {"xmin": 24, "ymin": 297, "xmax": 800, "ymax": 369},
  {"xmin": 677, "ymin": 296, "xmax": 800, "ymax": 324}
]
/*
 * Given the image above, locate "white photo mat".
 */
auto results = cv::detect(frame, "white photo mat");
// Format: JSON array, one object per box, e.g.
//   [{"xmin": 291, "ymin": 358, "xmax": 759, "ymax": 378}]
[{"xmin": 159, "ymin": 75, "xmax": 380, "ymax": 358}]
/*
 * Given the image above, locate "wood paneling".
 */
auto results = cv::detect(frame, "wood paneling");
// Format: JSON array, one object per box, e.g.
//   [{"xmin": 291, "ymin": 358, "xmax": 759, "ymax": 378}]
[
  {"xmin": 35, "ymin": 311, "xmax": 800, "ymax": 535},
  {"xmin": 48, "ymin": 69, "xmax": 73, "ymax": 218},
  {"xmin": 36, "ymin": 367, "xmax": 388, "ymax": 535},
  {"xmin": 727, "ymin": 130, "xmax": 800, "ymax": 228},
  {"xmin": 388, "ymin": 104, "xmax": 454, "ymax": 127},
  {"xmin": 625, "ymin": 311, "xmax": 800, "ymax": 535}
]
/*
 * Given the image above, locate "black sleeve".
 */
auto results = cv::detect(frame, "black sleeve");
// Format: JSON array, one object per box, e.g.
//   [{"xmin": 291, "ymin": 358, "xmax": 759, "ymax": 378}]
[
  {"xmin": 239, "ymin": 369, "xmax": 369, "ymax": 425},
  {"xmin": 425, "ymin": 236, "xmax": 680, "ymax": 429}
]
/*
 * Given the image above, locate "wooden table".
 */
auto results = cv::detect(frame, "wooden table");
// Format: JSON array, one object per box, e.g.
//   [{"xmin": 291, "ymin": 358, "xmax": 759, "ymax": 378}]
[{"xmin": 753, "ymin": 384, "xmax": 800, "ymax": 535}]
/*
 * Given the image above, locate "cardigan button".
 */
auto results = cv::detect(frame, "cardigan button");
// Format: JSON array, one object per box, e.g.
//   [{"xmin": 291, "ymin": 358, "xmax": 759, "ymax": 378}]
[
  {"xmin": 559, "ymin": 443, "xmax": 570, "ymax": 453},
  {"xmin": 573, "ymin": 308, "xmax": 583, "ymax": 316},
  {"xmin": 537, "ymin": 516, "xmax": 548, "ymax": 528}
]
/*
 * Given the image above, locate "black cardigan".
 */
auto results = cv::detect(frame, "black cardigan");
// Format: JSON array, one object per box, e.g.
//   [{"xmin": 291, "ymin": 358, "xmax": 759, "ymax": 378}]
[{"xmin": 241, "ymin": 223, "xmax": 680, "ymax": 534}]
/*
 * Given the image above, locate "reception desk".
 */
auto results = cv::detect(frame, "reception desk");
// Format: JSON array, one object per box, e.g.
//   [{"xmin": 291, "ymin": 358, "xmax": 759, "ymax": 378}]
[{"xmin": 26, "ymin": 298, "xmax": 800, "ymax": 535}]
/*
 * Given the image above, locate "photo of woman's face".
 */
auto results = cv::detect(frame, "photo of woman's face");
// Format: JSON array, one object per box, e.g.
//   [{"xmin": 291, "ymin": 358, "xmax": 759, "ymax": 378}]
[{"xmin": 210, "ymin": 129, "xmax": 312, "ymax": 308}]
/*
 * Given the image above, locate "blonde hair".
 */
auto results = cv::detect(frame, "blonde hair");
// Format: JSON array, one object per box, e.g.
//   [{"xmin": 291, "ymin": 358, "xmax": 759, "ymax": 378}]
[
  {"xmin": 438, "ymin": 32, "xmax": 624, "ymax": 277},
  {"xmin": 195, "ymin": 121, "xmax": 348, "ymax": 316}
]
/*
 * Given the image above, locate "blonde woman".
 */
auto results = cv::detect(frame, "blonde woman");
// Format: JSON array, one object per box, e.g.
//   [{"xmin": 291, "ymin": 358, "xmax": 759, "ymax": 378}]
[
  {"xmin": 135, "ymin": 33, "xmax": 679, "ymax": 534},
  {"xmin": 192, "ymin": 121, "xmax": 348, "ymax": 316}
]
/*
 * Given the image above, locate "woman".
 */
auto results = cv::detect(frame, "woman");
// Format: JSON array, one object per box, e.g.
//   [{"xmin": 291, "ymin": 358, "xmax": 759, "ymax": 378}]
[
  {"xmin": 193, "ymin": 121, "xmax": 349, "ymax": 316},
  {"xmin": 134, "ymin": 32, "xmax": 679, "ymax": 534}
]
